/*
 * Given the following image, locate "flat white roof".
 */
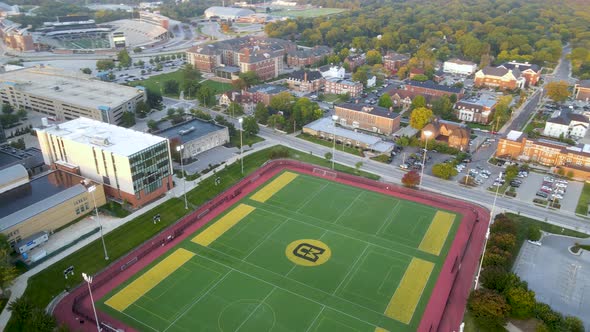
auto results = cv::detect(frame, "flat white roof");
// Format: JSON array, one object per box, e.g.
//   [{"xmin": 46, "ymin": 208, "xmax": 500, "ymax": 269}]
[
  {"xmin": 0, "ymin": 66, "xmax": 144, "ymax": 110},
  {"xmin": 39, "ymin": 117, "xmax": 167, "ymax": 156},
  {"xmin": 506, "ymin": 130, "xmax": 523, "ymax": 141}
]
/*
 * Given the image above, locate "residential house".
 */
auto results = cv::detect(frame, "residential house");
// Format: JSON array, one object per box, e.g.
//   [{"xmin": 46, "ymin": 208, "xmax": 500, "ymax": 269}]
[
  {"xmin": 324, "ymin": 78, "xmax": 363, "ymax": 98},
  {"xmin": 543, "ymin": 110, "xmax": 589, "ymax": 139},
  {"xmin": 404, "ymin": 80, "xmax": 464, "ymax": 99},
  {"xmin": 497, "ymin": 130, "xmax": 590, "ymax": 180},
  {"xmin": 286, "ymin": 70, "xmax": 323, "ymax": 93},
  {"xmin": 320, "ymin": 65, "xmax": 345, "ymax": 79},
  {"xmin": 443, "ymin": 59, "xmax": 477, "ymax": 76},
  {"xmin": 574, "ymin": 80, "xmax": 590, "ymax": 102},
  {"xmin": 409, "ymin": 68, "xmax": 425, "ymax": 80},
  {"xmin": 366, "ymin": 75, "xmax": 377, "ymax": 88},
  {"xmin": 421, "ymin": 118, "xmax": 470, "ymax": 151},
  {"xmin": 455, "ymin": 94, "xmax": 498, "ymax": 124},
  {"xmin": 388, "ymin": 89, "xmax": 434, "ymax": 108},
  {"xmin": 334, "ymin": 103, "xmax": 400, "ymax": 135},
  {"xmin": 474, "ymin": 66, "xmax": 525, "ymax": 90},
  {"xmin": 219, "ymin": 90, "xmax": 243, "ymax": 107},
  {"xmin": 499, "ymin": 61, "xmax": 541, "ymax": 86},
  {"xmin": 287, "ymin": 45, "xmax": 332, "ymax": 67},
  {"xmin": 382, "ymin": 52, "xmax": 409, "ymax": 74}
]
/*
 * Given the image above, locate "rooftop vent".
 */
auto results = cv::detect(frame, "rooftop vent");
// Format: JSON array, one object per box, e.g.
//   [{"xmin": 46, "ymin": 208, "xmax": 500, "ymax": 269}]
[
  {"xmin": 178, "ymin": 126, "xmax": 195, "ymax": 135},
  {"xmin": 90, "ymin": 136, "xmax": 110, "ymax": 146}
]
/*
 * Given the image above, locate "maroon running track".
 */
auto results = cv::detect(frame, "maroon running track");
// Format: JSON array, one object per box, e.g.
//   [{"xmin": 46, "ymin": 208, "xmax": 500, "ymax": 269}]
[{"xmin": 54, "ymin": 160, "xmax": 489, "ymax": 332}]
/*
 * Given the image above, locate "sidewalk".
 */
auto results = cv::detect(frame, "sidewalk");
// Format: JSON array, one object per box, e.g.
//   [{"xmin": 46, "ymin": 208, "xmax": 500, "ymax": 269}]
[{"xmin": 0, "ymin": 138, "xmax": 277, "ymax": 329}]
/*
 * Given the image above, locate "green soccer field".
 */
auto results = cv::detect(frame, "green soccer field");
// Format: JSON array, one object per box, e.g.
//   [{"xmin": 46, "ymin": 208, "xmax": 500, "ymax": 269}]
[{"xmin": 99, "ymin": 170, "xmax": 460, "ymax": 331}]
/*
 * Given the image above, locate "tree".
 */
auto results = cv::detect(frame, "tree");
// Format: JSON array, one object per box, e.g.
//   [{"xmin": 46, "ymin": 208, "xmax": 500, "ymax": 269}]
[
  {"xmin": 505, "ymin": 164, "xmax": 519, "ymax": 181},
  {"xmin": 545, "ymin": 80, "xmax": 570, "ymax": 103},
  {"xmin": 468, "ymin": 289, "xmax": 511, "ymax": 329},
  {"xmin": 493, "ymin": 95, "xmax": 513, "ymax": 131},
  {"xmin": 402, "ymin": 170, "xmax": 420, "ymax": 188},
  {"xmin": 181, "ymin": 63, "xmax": 202, "ymax": 82},
  {"xmin": 267, "ymin": 114, "xmax": 286, "ymax": 130},
  {"xmin": 355, "ymin": 161, "xmax": 363, "ymax": 173},
  {"xmin": 432, "ymin": 163, "xmax": 458, "ymax": 180},
  {"xmin": 133, "ymin": 46, "xmax": 143, "ymax": 53},
  {"xmin": 147, "ymin": 119, "xmax": 159, "ymax": 131},
  {"xmin": 196, "ymin": 86, "xmax": 215, "ymax": 106},
  {"xmin": 489, "ymin": 233, "xmax": 516, "ymax": 251},
  {"xmin": 96, "ymin": 59, "xmax": 115, "ymax": 71},
  {"xmin": 119, "ymin": 112, "xmax": 135, "ymax": 128},
  {"xmin": 16, "ymin": 108, "xmax": 27, "ymax": 120},
  {"xmin": 324, "ymin": 152, "xmax": 333, "ymax": 161},
  {"xmin": 241, "ymin": 116, "xmax": 259, "ymax": 136},
  {"xmin": 80, "ymin": 68, "xmax": 92, "ymax": 74},
  {"xmin": 563, "ymin": 316, "xmax": 585, "ymax": 332},
  {"xmin": 135, "ymin": 100, "xmax": 150, "ymax": 118},
  {"xmin": 254, "ymin": 102, "xmax": 269, "ymax": 124},
  {"xmin": 366, "ymin": 49, "xmax": 382, "ymax": 65},
  {"xmin": 352, "ymin": 68, "xmax": 368, "ymax": 86},
  {"xmin": 506, "ymin": 287, "xmax": 536, "ymax": 319},
  {"xmin": 378, "ymin": 93, "xmax": 393, "ymax": 108},
  {"xmin": 410, "ymin": 95, "xmax": 426, "ymax": 110},
  {"xmin": 431, "ymin": 96, "xmax": 454, "ymax": 120},
  {"xmin": 117, "ymin": 49, "xmax": 132, "ymax": 68},
  {"xmin": 0, "ymin": 235, "xmax": 16, "ymax": 295},
  {"xmin": 228, "ymin": 102, "xmax": 244, "ymax": 117},
  {"xmin": 269, "ymin": 92, "xmax": 294, "ymax": 115},
  {"xmin": 182, "ymin": 80, "xmax": 200, "ymax": 99},
  {"xmin": 163, "ymin": 80, "xmax": 180, "ymax": 95},
  {"xmin": 146, "ymin": 89, "xmax": 163, "ymax": 110},
  {"xmin": 238, "ymin": 71, "xmax": 261, "ymax": 88},
  {"xmin": 410, "ymin": 107, "xmax": 433, "ymax": 129},
  {"xmin": 8, "ymin": 296, "xmax": 33, "ymax": 330},
  {"xmin": 2, "ymin": 103, "xmax": 14, "ymax": 114}
]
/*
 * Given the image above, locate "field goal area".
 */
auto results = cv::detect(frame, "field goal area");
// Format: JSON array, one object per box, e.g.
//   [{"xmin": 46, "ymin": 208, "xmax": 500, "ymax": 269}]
[{"xmin": 97, "ymin": 169, "xmax": 465, "ymax": 332}]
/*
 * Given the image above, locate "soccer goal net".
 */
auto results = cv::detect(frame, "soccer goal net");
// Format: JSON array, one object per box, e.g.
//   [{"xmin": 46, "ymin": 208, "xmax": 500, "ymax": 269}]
[{"xmin": 312, "ymin": 168, "xmax": 337, "ymax": 178}]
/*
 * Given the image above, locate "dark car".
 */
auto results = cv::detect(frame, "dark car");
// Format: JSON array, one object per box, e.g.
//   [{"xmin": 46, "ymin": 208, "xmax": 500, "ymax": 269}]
[{"xmin": 536, "ymin": 191, "xmax": 548, "ymax": 198}]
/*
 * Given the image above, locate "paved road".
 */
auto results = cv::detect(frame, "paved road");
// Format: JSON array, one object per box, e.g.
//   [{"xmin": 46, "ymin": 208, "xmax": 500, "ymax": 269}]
[{"xmin": 503, "ymin": 89, "xmax": 543, "ymax": 133}]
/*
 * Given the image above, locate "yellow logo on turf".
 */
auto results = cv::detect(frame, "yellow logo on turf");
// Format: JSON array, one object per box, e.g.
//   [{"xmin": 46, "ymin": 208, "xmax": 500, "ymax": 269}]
[{"xmin": 285, "ymin": 239, "xmax": 331, "ymax": 266}]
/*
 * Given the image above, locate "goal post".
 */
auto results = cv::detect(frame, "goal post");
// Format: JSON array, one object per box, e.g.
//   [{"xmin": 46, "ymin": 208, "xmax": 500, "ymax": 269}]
[{"xmin": 312, "ymin": 168, "xmax": 337, "ymax": 178}]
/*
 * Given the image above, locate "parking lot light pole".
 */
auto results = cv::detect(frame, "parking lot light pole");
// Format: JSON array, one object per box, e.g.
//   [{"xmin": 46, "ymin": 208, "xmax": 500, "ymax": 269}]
[
  {"xmin": 88, "ymin": 185, "xmax": 108, "ymax": 260},
  {"xmin": 474, "ymin": 178, "xmax": 499, "ymax": 289},
  {"xmin": 82, "ymin": 273, "xmax": 101, "ymax": 332},
  {"xmin": 176, "ymin": 145, "xmax": 188, "ymax": 209},
  {"xmin": 420, "ymin": 130, "xmax": 432, "ymax": 187},
  {"xmin": 331, "ymin": 115, "xmax": 339, "ymax": 170}
]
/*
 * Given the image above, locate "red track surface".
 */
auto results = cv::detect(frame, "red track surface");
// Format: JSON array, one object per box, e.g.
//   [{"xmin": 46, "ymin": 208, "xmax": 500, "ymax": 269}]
[{"xmin": 54, "ymin": 160, "xmax": 489, "ymax": 332}]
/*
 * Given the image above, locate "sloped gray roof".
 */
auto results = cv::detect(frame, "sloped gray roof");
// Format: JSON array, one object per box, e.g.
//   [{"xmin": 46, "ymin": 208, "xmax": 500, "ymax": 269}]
[{"xmin": 0, "ymin": 164, "xmax": 28, "ymax": 189}]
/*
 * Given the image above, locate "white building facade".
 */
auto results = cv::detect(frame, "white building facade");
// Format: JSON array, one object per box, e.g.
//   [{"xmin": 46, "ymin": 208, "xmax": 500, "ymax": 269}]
[{"xmin": 443, "ymin": 59, "xmax": 478, "ymax": 75}]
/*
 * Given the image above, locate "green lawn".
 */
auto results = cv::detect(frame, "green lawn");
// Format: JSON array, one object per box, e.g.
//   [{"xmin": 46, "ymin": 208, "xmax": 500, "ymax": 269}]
[
  {"xmin": 201, "ymin": 79, "xmax": 233, "ymax": 94},
  {"xmin": 575, "ymin": 182, "xmax": 590, "ymax": 216},
  {"xmin": 230, "ymin": 133, "xmax": 264, "ymax": 148},
  {"xmin": 10, "ymin": 146, "xmax": 380, "ymax": 330},
  {"xmin": 100, "ymin": 170, "xmax": 458, "ymax": 331},
  {"xmin": 297, "ymin": 133, "xmax": 364, "ymax": 156},
  {"xmin": 270, "ymin": 7, "xmax": 347, "ymax": 18},
  {"xmin": 129, "ymin": 71, "xmax": 184, "ymax": 98}
]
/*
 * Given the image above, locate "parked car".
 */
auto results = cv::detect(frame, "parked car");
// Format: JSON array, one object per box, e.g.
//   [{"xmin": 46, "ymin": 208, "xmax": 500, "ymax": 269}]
[
  {"xmin": 399, "ymin": 164, "xmax": 409, "ymax": 169},
  {"xmin": 555, "ymin": 183, "xmax": 567, "ymax": 188},
  {"xmin": 552, "ymin": 194, "xmax": 564, "ymax": 200},
  {"xmin": 536, "ymin": 191, "xmax": 548, "ymax": 198},
  {"xmin": 543, "ymin": 177, "xmax": 554, "ymax": 182}
]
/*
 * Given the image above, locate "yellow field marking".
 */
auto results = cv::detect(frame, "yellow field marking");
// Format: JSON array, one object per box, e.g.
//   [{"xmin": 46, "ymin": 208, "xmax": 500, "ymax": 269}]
[
  {"xmin": 418, "ymin": 211, "xmax": 456, "ymax": 256},
  {"xmin": 105, "ymin": 248, "xmax": 195, "ymax": 312},
  {"xmin": 384, "ymin": 258, "xmax": 434, "ymax": 324},
  {"xmin": 250, "ymin": 172, "xmax": 299, "ymax": 203},
  {"xmin": 374, "ymin": 328, "xmax": 389, "ymax": 332},
  {"xmin": 191, "ymin": 204, "xmax": 256, "ymax": 246}
]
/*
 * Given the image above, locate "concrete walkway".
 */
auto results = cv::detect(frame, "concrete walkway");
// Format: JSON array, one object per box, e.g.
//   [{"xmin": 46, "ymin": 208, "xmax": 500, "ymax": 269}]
[{"xmin": 0, "ymin": 138, "xmax": 277, "ymax": 329}]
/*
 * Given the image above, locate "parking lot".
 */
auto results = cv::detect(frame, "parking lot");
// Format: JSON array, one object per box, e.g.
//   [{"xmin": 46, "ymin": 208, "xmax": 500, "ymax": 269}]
[{"xmin": 515, "ymin": 172, "xmax": 583, "ymax": 212}]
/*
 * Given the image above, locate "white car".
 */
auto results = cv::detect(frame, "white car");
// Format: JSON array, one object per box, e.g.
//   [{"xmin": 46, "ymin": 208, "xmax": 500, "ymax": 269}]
[
  {"xmin": 543, "ymin": 177, "xmax": 554, "ymax": 182},
  {"xmin": 541, "ymin": 185, "xmax": 553, "ymax": 191},
  {"xmin": 552, "ymin": 194, "xmax": 564, "ymax": 200},
  {"xmin": 556, "ymin": 179, "xmax": 569, "ymax": 184},
  {"xmin": 554, "ymin": 183, "xmax": 567, "ymax": 188},
  {"xmin": 469, "ymin": 169, "xmax": 479, "ymax": 175}
]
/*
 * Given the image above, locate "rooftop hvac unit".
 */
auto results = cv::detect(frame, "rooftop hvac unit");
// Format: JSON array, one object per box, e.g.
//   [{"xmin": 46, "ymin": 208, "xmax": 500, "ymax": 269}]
[
  {"xmin": 178, "ymin": 126, "xmax": 195, "ymax": 135},
  {"xmin": 90, "ymin": 136, "xmax": 110, "ymax": 146}
]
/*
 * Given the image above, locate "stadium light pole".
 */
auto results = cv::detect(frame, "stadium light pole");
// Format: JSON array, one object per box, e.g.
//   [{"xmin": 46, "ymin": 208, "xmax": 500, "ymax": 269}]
[
  {"xmin": 474, "ymin": 179, "xmax": 499, "ymax": 290},
  {"xmin": 238, "ymin": 117, "xmax": 244, "ymax": 175},
  {"xmin": 331, "ymin": 115, "xmax": 339, "ymax": 170},
  {"xmin": 176, "ymin": 145, "xmax": 188, "ymax": 209},
  {"xmin": 420, "ymin": 130, "xmax": 432, "ymax": 187},
  {"xmin": 88, "ymin": 185, "xmax": 108, "ymax": 260},
  {"xmin": 82, "ymin": 273, "xmax": 101, "ymax": 332}
]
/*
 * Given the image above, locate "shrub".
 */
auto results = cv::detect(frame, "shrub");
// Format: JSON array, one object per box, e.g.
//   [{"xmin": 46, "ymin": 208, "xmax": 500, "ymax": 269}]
[
  {"xmin": 506, "ymin": 287, "xmax": 536, "ymax": 318},
  {"xmin": 468, "ymin": 289, "xmax": 511, "ymax": 329},
  {"xmin": 269, "ymin": 146, "xmax": 290, "ymax": 159},
  {"xmin": 490, "ymin": 215, "xmax": 517, "ymax": 235},
  {"xmin": 527, "ymin": 226, "xmax": 542, "ymax": 241},
  {"xmin": 489, "ymin": 233, "xmax": 517, "ymax": 251}
]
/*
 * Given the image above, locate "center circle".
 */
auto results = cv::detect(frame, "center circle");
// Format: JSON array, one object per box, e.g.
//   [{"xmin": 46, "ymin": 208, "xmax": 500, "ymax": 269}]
[
  {"xmin": 218, "ymin": 300, "xmax": 275, "ymax": 332},
  {"xmin": 285, "ymin": 239, "xmax": 332, "ymax": 266}
]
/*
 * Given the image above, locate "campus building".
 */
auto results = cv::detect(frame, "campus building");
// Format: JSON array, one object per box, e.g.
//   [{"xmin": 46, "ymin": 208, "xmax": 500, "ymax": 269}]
[
  {"xmin": 443, "ymin": 59, "xmax": 477, "ymax": 75},
  {"xmin": 36, "ymin": 117, "xmax": 173, "ymax": 208},
  {"xmin": 474, "ymin": 66, "xmax": 526, "ymax": 90},
  {"xmin": 543, "ymin": 110, "xmax": 589, "ymax": 139},
  {"xmin": 334, "ymin": 103, "xmax": 401, "ymax": 136},
  {"xmin": 0, "ymin": 164, "xmax": 106, "ymax": 248},
  {"xmin": 404, "ymin": 80, "xmax": 464, "ymax": 99},
  {"xmin": 324, "ymin": 78, "xmax": 363, "ymax": 98},
  {"xmin": 0, "ymin": 66, "xmax": 146, "ymax": 125},
  {"xmin": 287, "ymin": 46, "xmax": 331, "ymax": 67},
  {"xmin": 421, "ymin": 119, "xmax": 470, "ymax": 151},
  {"xmin": 497, "ymin": 130, "xmax": 590, "ymax": 179},
  {"xmin": 286, "ymin": 70, "xmax": 323, "ymax": 93},
  {"xmin": 241, "ymin": 84, "xmax": 289, "ymax": 106},
  {"xmin": 156, "ymin": 118, "xmax": 229, "ymax": 162},
  {"xmin": 382, "ymin": 52, "xmax": 409, "ymax": 73},
  {"xmin": 574, "ymin": 80, "xmax": 590, "ymax": 102},
  {"xmin": 455, "ymin": 94, "xmax": 498, "ymax": 124}
]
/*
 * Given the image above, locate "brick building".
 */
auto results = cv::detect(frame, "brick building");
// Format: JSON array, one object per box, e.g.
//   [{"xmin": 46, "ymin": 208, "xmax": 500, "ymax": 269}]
[
  {"xmin": 474, "ymin": 66, "xmax": 525, "ymax": 90},
  {"xmin": 404, "ymin": 80, "xmax": 464, "ymax": 99},
  {"xmin": 382, "ymin": 52, "xmax": 409, "ymax": 73},
  {"xmin": 421, "ymin": 119, "xmax": 470, "ymax": 151},
  {"xmin": 186, "ymin": 36, "xmax": 295, "ymax": 80},
  {"xmin": 286, "ymin": 70, "xmax": 323, "ymax": 93},
  {"xmin": 496, "ymin": 130, "xmax": 590, "ymax": 180},
  {"xmin": 344, "ymin": 54, "xmax": 366, "ymax": 71},
  {"xmin": 334, "ymin": 103, "xmax": 401, "ymax": 135},
  {"xmin": 0, "ymin": 20, "xmax": 35, "ymax": 52},
  {"xmin": 325, "ymin": 78, "xmax": 363, "ymax": 98},
  {"xmin": 455, "ymin": 94, "xmax": 498, "ymax": 124},
  {"xmin": 287, "ymin": 46, "xmax": 331, "ymax": 67},
  {"xmin": 499, "ymin": 61, "xmax": 541, "ymax": 86},
  {"xmin": 242, "ymin": 84, "xmax": 289, "ymax": 106}
]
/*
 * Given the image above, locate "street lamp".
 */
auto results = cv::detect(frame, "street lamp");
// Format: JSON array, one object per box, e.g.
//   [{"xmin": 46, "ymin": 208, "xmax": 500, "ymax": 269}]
[
  {"xmin": 331, "ymin": 115, "xmax": 339, "ymax": 170},
  {"xmin": 87, "ymin": 185, "xmax": 108, "ymax": 260},
  {"xmin": 82, "ymin": 273, "xmax": 101, "ymax": 332},
  {"xmin": 420, "ymin": 130, "xmax": 432, "ymax": 187},
  {"xmin": 238, "ymin": 117, "xmax": 244, "ymax": 175},
  {"xmin": 176, "ymin": 145, "xmax": 188, "ymax": 209},
  {"xmin": 474, "ymin": 177, "xmax": 500, "ymax": 290}
]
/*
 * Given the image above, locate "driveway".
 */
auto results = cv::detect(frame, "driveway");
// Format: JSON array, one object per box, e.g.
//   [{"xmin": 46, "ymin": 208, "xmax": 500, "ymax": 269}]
[{"xmin": 513, "ymin": 234, "xmax": 590, "ymax": 331}]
